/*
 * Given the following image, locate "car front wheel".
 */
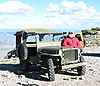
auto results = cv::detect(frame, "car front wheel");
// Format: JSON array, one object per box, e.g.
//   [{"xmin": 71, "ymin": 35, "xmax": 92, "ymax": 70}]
[
  {"xmin": 77, "ymin": 56, "xmax": 86, "ymax": 75},
  {"xmin": 47, "ymin": 58, "xmax": 55, "ymax": 81}
]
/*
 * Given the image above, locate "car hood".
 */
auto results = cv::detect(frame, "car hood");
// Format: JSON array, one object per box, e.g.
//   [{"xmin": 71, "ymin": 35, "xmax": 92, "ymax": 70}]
[{"xmin": 38, "ymin": 46, "xmax": 62, "ymax": 54}]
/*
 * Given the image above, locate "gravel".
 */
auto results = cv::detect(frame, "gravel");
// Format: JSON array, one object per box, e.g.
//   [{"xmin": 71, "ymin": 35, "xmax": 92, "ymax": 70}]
[{"xmin": 0, "ymin": 46, "xmax": 100, "ymax": 86}]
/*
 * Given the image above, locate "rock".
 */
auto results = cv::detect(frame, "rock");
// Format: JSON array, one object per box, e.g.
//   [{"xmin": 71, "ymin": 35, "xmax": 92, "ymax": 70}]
[
  {"xmin": 88, "ymin": 65, "xmax": 91, "ymax": 67},
  {"xmin": 1, "ymin": 74, "xmax": 8, "ymax": 78},
  {"xmin": 2, "ymin": 81, "xmax": 4, "ymax": 83},
  {"xmin": 78, "ymin": 77, "xmax": 83, "ymax": 80},
  {"xmin": 18, "ymin": 75, "xmax": 22, "ymax": 78},
  {"xmin": 92, "ymin": 71, "xmax": 96, "ymax": 74},
  {"xmin": 63, "ymin": 78, "xmax": 69, "ymax": 81},
  {"xmin": 89, "ymin": 69, "xmax": 93, "ymax": 71},
  {"xmin": 18, "ymin": 75, "xmax": 25, "ymax": 79},
  {"xmin": 71, "ymin": 77, "xmax": 77, "ymax": 80},
  {"xmin": 98, "ymin": 80, "xmax": 100, "ymax": 82},
  {"xmin": 29, "ymin": 84, "xmax": 39, "ymax": 86},
  {"xmin": 17, "ymin": 82, "xmax": 21, "ymax": 85}
]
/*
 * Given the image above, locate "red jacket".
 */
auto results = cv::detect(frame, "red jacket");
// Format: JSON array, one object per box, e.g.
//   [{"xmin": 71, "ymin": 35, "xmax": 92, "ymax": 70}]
[{"xmin": 62, "ymin": 37, "xmax": 80, "ymax": 48}]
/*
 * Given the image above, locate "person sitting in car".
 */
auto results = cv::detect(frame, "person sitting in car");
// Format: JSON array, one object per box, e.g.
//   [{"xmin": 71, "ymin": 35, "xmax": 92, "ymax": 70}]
[{"xmin": 62, "ymin": 31, "xmax": 80, "ymax": 48}]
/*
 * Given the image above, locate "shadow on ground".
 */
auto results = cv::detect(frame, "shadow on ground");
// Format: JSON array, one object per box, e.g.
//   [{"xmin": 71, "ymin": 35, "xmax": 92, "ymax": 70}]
[
  {"xmin": 82, "ymin": 53, "xmax": 100, "ymax": 57},
  {"xmin": 0, "ymin": 64, "xmax": 48, "ymax": 81},
  {"xmin": 0, "ymin": 63, "xmax": 79, "ymax": 82}
]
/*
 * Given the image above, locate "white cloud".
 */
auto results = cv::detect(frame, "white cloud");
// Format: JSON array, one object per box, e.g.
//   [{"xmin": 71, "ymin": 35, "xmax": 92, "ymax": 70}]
[
  {"xmin": 0, "ymin": 1, "xmax": 33, "ymax": 14},
  {"xmin": 46, "ymin": 3, "xmax": 60, "ymax": 12},
  {"xmin": 60, "ymin": 0, "xmax": 97, "ymax": 18},
  {"xmin": 0, "ymin": 1, "xmax": 33, "ymax": 29},
  {"xmin": 0, "ymin": 16, "xmax": 4, "ymax": 20},
  {"xmin": 44, "ymin": 0, "xmax": 100, "ymax": 30},
  {"xmin": 0, "ymin": 0, "xmax": 100, "ymax": 30},
  {"xmin": 61, "ymin": 0, "xmax": 87, "ymax": 11}
]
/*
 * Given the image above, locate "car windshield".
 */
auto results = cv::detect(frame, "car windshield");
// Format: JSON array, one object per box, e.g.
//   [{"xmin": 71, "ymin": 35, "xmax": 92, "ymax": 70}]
[
  {"xmin": 25, "ymin": 33, "xmax": 65, "ymax": 42},
  {"xmin": 44, "ymin": 34, "xmax": 63, "ymax": 42},
  {"xmin": 53, "ymin": 35, "xmax": 63, "ymax": 41},
  {"xmin": 26, "ymin": 36, "xmax": 36, "ymax": 42},
  {"xmin": 44, "ymin": 35, "xmax": 52, "ymax": 42}
]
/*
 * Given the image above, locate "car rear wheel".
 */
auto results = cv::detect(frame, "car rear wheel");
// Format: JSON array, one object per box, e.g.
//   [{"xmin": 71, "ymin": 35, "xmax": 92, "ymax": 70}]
[{"xmin": 47, "ymin": 58, "xmax": 55, "ymax": 81}]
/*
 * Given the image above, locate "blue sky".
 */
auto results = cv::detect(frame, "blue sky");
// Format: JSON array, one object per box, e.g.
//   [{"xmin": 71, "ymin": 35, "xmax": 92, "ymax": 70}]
[{"xmin": 0, "ymin": 0, "xmax": 100, "ymax": 31}]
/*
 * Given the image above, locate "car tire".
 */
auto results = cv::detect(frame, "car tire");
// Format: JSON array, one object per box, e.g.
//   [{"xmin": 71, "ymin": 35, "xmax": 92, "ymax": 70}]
[
  {"xmin": 17, "ymin": 43, "xmax": 28, "ymax": 71},
  {"xmin": 47, "ymin": 58, "xmax": 55, "ymax": 81},
  {"xmin": 17, "ymin": 43, "xmax": 28, "ymax": 64},
  {"xmin": 77, "ymin": 56, "xmax": 86, "ymax": 75}
]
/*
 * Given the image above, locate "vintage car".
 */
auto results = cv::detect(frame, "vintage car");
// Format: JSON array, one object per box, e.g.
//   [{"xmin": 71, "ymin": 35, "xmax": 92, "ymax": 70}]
[{"xmin": 7, "ymin": 29, "xmax": 86, "ymax": 81}]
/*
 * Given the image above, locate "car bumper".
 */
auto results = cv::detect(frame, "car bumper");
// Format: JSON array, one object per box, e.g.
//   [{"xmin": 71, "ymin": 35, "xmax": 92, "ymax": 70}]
[{"xmin": 62, "ymin": 62, "xmax": 86, "ymax": 70}]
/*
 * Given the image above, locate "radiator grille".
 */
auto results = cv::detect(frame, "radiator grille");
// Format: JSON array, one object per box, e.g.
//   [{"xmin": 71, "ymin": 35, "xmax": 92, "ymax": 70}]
[{"xmin": 63, "ymin": 49, "xmax": 78, "ymax": 61}]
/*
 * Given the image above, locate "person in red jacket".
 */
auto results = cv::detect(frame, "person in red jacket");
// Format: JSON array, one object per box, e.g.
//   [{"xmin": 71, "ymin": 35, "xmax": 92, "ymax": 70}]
[{"xmin": 62, "ymin": 31, "xmax": 80, "ymax": 48}]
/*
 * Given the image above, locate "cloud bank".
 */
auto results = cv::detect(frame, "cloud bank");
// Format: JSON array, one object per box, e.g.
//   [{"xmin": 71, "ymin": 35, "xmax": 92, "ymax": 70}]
[
  {"xmin": 45, "ymin": 0, "xmax": 100, "ymax": 30},
  {"xmin": 0, "ymin": 0, "xmax": 100, "ymax": 31},
  {"xmin": 0, "ymin": 1, "xmax": 33, "ymax": 29},
  {"xmin": 0, "ymin": 1, "xmax": 32, "ymax": 14}
]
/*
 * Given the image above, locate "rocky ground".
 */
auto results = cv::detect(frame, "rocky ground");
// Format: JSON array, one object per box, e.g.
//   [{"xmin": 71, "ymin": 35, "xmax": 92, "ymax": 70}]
[
  {"xmin": 0, "ymin": 46, "xmax": 100, "ymax": 86},
  {"xmin": 0, "ymin": 46, "xmax": 14, "ymax": 60}
]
